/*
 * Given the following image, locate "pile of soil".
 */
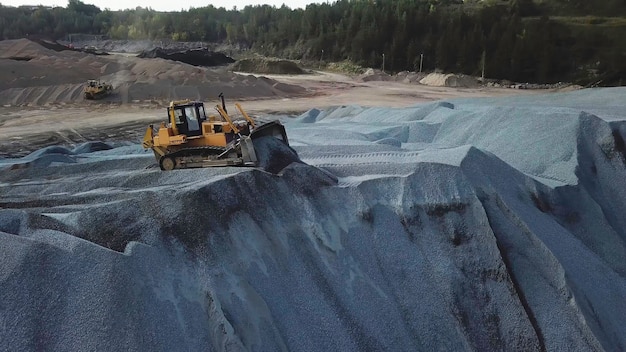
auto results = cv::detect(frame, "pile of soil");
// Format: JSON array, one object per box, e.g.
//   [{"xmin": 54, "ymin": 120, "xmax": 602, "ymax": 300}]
[
  {"xmin": 419, "ymin": 73, "xmax": 480, "ymax": 88},
  {"xmin": 137, "ymin": 47, "xmax": 235, "ymax": 67},
  {"xmin": 0, "ymin": 39, "xmax": 306, "ymax": 106},
  {"xmin": 357, "ymin": 69, "xmax": 436, "ymax": 85},
  {"xmin": 359, "ymin": 69, "xmax": 479, "ymax": 87},
  {"xmin": 359, "ymin": 68, "xmax": 393, "ymax": 82}
]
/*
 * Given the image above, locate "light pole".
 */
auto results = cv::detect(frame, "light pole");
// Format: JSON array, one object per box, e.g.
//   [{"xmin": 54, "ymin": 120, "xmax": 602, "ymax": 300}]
[
  {"xmin": 419, "ymin": 53, "xmax": 423, "ymax": 73},
  {"xmin": 382, "ymin": 53, "xmax": 385, "ymax": 72},
  {"xmin": 481, "ymin": 50, "xmax": 486, "ymax": 81}
]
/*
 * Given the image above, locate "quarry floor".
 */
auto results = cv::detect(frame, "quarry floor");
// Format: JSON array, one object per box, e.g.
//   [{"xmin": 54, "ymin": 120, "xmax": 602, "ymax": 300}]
[{"xmin": 0, "ymin": 71, "xmax": 541, "ymax": 157}]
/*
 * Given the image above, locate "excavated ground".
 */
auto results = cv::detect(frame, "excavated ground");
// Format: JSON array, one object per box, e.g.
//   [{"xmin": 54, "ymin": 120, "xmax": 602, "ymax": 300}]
[{"xmin": 1, "ymin": 38, "xmax": 623, "ymax": 352}]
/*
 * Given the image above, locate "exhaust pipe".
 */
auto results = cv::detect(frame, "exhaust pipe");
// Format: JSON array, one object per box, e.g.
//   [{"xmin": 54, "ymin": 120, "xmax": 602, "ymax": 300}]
[{"xmin": 218, "ymin": 92, "xmax": 227, "ymax": 114}]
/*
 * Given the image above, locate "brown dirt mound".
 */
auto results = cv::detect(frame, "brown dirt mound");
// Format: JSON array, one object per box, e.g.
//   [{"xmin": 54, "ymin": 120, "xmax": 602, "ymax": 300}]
[
  {"xmin": 0, "ymin": 39, "xmax": 306, "ymax": 106},
  {"xmin": 137, "ymin": 47, "xmax": 235, "ymax": 67},
  {"xmin": 230, "ymin": 58, "xmax": 305, "ymax": 75},
  {"xmin": 0, "ymin": 38, "xmax": 53, "ymax": 59},
  {"xmin": 419, "ymin": 73, "xmax": 479, "ymax": 88}
]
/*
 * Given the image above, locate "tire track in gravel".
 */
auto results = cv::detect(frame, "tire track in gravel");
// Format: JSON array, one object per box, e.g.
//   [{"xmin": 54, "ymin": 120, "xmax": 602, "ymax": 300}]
[{"xmin": 302, "ymin": 151, "xmax": 420, "ymax": 167}]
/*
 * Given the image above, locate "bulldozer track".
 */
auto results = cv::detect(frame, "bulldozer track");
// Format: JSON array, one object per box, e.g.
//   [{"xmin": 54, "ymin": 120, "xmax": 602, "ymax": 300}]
[
  {"xmin": 166, "ymin": 146, "xmax": 228, "ymax": 158},
  {"xmin": 159, "ymin": 145, "xmax": 245, "ymax": 170}
]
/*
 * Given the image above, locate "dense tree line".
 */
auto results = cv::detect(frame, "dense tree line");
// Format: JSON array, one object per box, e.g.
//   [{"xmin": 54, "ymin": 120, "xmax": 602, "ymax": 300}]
[{"xmin": 1, "ymin": 0, "xmax": 625, "ymax": 84}]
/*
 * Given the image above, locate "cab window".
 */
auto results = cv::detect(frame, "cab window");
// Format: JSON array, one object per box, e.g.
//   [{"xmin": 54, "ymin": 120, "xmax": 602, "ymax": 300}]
[
  {"xmin": 199, "ymin": 105, "xmax": 207, "ymax": 121},
  {"xmin": 174, "ymin": 109, "xmax": 184, "ymax": 124},
  {"xmin": 185, "ymin": 106, "xmax": 200, "ymax": 131}
]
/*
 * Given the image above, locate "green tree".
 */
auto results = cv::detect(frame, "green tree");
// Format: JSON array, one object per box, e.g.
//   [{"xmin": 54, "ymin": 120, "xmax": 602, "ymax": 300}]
[{"xmin": 67, "ymin": 0, "xmax": 100, "ymax": 17}]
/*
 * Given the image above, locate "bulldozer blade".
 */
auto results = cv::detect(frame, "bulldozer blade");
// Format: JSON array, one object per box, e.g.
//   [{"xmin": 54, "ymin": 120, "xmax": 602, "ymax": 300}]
[
  {"xmin": 250, "ymin": 120, "xmax": 289, "ymax": 145},
  {"xmin": 240, "ymin": 136, "xmax": 258, "ymax": 164}
]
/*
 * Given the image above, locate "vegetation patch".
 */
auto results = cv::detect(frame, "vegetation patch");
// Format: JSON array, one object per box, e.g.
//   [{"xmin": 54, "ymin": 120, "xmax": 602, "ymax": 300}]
[
  {"xmin": 1, "ymin": 0, "xmax": 626, "ymax": 85},
  {"xmin": 325, "ymin": 61, "xmax": 366, "ymax": 75}
]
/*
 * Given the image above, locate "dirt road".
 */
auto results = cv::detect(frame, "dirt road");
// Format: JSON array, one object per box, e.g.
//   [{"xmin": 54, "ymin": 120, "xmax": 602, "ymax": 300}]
[{"xmin": 0, "ymin": 70, "xmax": 537, "ymax": 157}]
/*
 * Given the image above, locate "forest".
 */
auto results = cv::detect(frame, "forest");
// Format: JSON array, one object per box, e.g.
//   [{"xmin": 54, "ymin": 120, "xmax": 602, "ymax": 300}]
[{"xmin": 1, "ymin": 0, "xmax": 625, "ymax": 85}]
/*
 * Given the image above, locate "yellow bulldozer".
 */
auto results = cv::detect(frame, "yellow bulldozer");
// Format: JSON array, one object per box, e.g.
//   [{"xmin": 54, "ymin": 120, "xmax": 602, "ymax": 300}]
[
  {"xmin": 142, "ymin": 94, "xmax": 289, "ymax": 171},
  {"xmin": 84, "ymin": 79, "xmax": 113, "ymax": 100}
]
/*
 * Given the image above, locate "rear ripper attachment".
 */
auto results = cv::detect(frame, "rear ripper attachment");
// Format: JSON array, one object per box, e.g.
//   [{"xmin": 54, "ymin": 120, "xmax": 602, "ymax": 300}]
[{"xmin": 142, "ymin": 95, "xmax": 289, "ymax": 171}]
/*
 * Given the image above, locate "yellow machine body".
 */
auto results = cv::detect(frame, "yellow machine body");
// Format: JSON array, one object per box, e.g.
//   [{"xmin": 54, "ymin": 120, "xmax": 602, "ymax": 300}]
[
  {"xmin": 142, "ymin": 98, "xmax": 288, "ymax": 171},
  {"xmin": 84, "ymin": 79, "xmax": 113, "ymax": 100}
]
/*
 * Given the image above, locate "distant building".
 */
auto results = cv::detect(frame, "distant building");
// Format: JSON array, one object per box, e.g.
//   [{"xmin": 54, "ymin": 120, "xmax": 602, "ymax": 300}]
[{"xmin": 17, "ymin": 5, "xmax": 54, "ymax": 11}]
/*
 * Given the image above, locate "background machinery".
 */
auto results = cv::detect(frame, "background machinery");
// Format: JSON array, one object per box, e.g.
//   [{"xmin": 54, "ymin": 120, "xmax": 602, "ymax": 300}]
[
  {"xmin": 84, "ymin": 79, "xmax": 113, "ymax": 100},
  {"xmin": 142, "ymin": 94, "xmax": 290, "ymax": 171}
]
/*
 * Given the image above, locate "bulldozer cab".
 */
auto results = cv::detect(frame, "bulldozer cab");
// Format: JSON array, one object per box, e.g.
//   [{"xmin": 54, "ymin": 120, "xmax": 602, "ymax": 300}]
[{"xmin": 169, "ymin": 101, "xmax": 207, "ymax": 137}]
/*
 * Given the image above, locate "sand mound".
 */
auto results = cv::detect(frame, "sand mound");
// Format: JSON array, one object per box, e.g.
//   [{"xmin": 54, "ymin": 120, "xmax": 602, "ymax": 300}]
[
  {"xmin": 396, "ymin": 71, "xmax": 427, "ymax": 83},
  {"xmin": 359, "ymin": 68, "xmax": 393, "ymax": 82},
  {"xmin": 0, "ymin": 39, "xmax": 306, "ymax": 106},
  {"xmin": 356, "ymin": 69, "xmax": 479, "ymax": 88},
  {"xmin": 0, "ymin": 38, "xmax": 54, "ymax": 59},
  {"xmin": 419, "ymin": 73, "xmax": 479, "ymax": 88}
]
